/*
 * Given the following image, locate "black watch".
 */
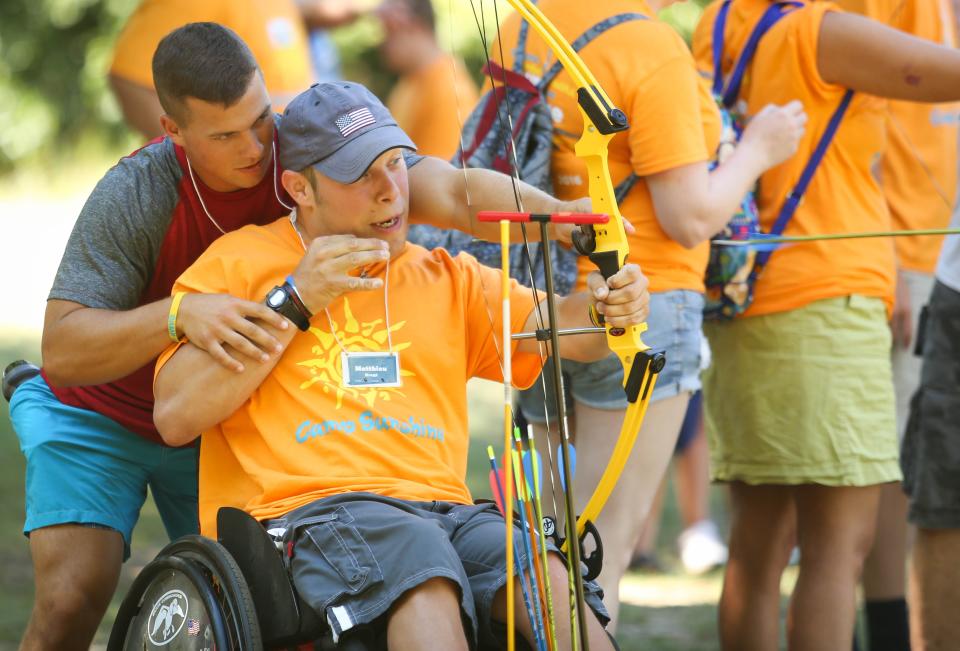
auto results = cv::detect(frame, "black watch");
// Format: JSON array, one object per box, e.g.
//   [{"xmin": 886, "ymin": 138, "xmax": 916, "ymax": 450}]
[{"xmin": 266, "ymin": 284, "xmax": 310, "ymax": 331}]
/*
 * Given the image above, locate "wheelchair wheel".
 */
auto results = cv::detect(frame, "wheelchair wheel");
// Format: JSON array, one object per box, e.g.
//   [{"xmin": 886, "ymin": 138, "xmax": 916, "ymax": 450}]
[{"xmin": 109, "ymin": 535, "xmax": 262, "ymax": 650}]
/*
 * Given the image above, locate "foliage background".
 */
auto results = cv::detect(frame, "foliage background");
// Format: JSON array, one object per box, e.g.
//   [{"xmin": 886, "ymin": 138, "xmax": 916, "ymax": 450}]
[
  {"xmin": 0, "ymin": 0, "xmax": 136, "ymax": 174},
  {"xmin": 0, "ymin": 0, "xmax": 708, "ymax": 176}
]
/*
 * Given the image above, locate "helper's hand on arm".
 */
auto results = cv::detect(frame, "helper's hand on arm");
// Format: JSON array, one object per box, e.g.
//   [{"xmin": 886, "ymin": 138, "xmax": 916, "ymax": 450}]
[
  {"xmin": 155, "ymin": 316, "xmax": 295, "ymax": 446},
  {"xmin": 176, "ymin": 294, "xmax": 289, "ymax": 374},
  {"xmin": 740, "ymin": 101, "xmax": 807, "ymax": 169},
  {"xmin": 408, "ymin": 157, "xmax": 607, "ymax": 244},
  {"xmin": 156, "ymin": 237, "xmax": 390, "ymax": 444},
  {"xmin": 290, "ymin": 235, "xmax": 391, "ymax": 314}
]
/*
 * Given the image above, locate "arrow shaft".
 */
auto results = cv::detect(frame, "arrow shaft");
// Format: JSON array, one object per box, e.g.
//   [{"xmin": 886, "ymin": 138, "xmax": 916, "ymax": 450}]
[{"xmin": 714, "ymin": 227, "xmax": 960, "ymax": 246}]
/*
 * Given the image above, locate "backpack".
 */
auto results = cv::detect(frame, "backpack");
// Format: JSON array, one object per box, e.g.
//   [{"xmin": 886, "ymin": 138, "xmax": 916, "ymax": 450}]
[
  {"xmin": 703, "ymin": 0, "xmax": 854, "ymax": 320},
  {"xmin": 407, "ymin": 10, "xmax": 645, "ymax": 295}
]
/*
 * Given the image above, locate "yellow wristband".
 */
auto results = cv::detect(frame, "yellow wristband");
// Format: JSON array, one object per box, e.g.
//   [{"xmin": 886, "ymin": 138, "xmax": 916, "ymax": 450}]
[{"xmin": 168, "ymin": 292, "xmax": 186, "ymax": 343}]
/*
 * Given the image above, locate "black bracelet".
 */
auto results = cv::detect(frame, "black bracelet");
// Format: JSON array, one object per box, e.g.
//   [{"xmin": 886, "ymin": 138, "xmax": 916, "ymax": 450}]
[
  {"xmin": 284, "ymin": 275, "xmax": 313, "ymax": 320},
  {"xmin": 265, "ymin": 285, "xmax": 310, "ymax": 332}
]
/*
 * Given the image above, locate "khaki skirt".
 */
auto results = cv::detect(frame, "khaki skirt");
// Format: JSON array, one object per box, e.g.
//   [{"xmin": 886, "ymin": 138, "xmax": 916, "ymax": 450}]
[{"xmin": 703, "ymin": 295, "xmax": 900, "ymax": 486}]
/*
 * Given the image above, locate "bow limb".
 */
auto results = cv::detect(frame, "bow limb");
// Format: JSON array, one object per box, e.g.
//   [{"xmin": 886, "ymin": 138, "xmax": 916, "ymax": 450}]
[{"xmin": 571, "ymin": 128, "xmax": 665, "ymax": 544}]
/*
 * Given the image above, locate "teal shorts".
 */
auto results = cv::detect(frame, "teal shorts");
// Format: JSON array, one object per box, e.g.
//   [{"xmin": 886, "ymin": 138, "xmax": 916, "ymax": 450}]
[{"xmin": 10, "ymin": 375, "xmax": 199, "ymax": 559}]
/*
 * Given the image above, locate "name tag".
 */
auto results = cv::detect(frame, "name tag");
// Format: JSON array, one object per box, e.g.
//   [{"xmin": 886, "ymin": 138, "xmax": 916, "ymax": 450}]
[{"xmin": 341, "ymin": 352, "xmax": 402, "ymax": 388}]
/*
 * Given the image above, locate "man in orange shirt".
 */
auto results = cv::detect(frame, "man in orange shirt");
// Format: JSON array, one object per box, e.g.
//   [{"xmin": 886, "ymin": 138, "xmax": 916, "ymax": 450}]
[
  {"xmin": 109, "ymin": 0, "xmax": 314, "ymax": 139},
  {"xmin": 378, "ymin": 0, "xmax": 479, "ymax": 159},
  {"xmin": 11, "ymin": 20, "xmax": 607, "ymax": 649},
  {"xmin": 152, "ymin": 82, "xmax": 651, "ymax": 649}
]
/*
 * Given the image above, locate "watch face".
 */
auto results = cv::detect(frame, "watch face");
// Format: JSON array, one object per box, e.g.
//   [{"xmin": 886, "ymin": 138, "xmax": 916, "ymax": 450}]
[{"xmin": 267, "ymin": 287, "xmax": 286, "ymax": 308}]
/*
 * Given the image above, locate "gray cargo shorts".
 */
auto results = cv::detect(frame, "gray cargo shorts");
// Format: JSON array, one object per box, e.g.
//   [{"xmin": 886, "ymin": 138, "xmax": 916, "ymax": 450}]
[
  {"xmin": 902, "ymin": 280, "xmax": 960, "ymax": 528},
  {"xmin": 265, "ymin": 493, "xmax": 609, "ymax": 648}
]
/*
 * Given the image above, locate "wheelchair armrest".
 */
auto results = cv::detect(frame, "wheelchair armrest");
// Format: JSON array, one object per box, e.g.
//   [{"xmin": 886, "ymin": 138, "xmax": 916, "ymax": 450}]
[
  {"xmin": 217, "ymin": 507, "xmax": 326, "ymax": 646},
  {"xmin": 3, "ymin": 360, "xmax": 40, "ymax": 402}
]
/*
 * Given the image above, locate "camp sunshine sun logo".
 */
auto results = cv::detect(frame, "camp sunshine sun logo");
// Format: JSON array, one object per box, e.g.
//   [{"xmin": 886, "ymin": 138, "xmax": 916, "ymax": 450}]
[{"xmin": 296, "ymin": 297, "xmax": 414, "ymax": 409}]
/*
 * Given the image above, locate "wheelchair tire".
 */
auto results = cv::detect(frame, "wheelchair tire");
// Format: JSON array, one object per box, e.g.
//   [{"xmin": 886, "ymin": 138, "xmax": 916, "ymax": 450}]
[{"xmin": 109, "ymin": 536, "xmax": 262, "ymax": 650}]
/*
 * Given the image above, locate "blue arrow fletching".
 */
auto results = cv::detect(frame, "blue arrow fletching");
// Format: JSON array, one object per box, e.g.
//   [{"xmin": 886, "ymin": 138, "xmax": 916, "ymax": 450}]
[
  {"xmin": 712, "ymin": 232, "xmax": 792, "ymax": 252},
  {"xmin": 744, "ymin": 241, "xmax": 785, "ymax": 252},
  {"xmin": 557, "ymin": 443, "xmax": 576, "ymax": 493}
]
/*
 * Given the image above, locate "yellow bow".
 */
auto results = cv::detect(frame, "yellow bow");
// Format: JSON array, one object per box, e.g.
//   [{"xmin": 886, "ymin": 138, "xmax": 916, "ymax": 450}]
[
  {"xmin": 496, "ymin": 0, "xmax": 664, "ymax": 552},
  {"xmin": 480, "ymin": 2, "xmax": 666, "ymax": 648}
]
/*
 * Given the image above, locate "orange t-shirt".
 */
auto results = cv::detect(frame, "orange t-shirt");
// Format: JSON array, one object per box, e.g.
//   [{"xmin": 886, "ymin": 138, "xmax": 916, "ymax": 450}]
[
  {"xmin": 693, "ymin": 0, "xmax": 895, "ymax": 316},
  {"xmin": 110, "ymin": 0, "xmax": 312, "ymax": 111},
  {"xmin": 156, "ymin": 218, "xmax": 543, "ymax": 536},
  {"xmin": 838, "ymin": 0, "xmax": 960, "ymax": 273},
  {"xmin": 492, "ymin": 0, "xmax": 722, "ymax": 294},
  {"xmin": 387, "ymin": 53, "xmax": 480, "ymax": 160}
]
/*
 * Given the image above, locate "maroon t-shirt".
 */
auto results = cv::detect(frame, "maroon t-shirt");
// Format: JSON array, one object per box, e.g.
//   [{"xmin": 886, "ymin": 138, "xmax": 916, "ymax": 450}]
[{"xmin": 45, "ymin": 132, "xmax": 292, "ymax": 444}]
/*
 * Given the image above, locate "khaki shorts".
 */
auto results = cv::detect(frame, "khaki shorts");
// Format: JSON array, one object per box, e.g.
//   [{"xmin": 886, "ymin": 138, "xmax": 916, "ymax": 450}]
[
  {"xmin": 902, "ymin": 281, "xmax": 960, "ymax": 528},
  {"xmin": 703, "ymin": 295, "xmax": 900, "ymax": 486}
]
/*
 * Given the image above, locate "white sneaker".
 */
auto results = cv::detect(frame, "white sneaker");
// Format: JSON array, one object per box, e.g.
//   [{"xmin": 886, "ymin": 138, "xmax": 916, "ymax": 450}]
[{"xmin": 678, "ymin": 520, "xmax": 728, "ymax": 575}]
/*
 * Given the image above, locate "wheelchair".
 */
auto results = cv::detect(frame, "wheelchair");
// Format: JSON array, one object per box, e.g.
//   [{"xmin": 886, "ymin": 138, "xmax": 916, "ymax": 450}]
[{"xmin": 107, "ymin": 506, "xmax": 346, "ymax": 651}]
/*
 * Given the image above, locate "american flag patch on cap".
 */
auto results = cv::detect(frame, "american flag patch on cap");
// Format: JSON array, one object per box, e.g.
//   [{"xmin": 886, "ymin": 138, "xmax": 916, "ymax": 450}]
[
  {"xmin": 336, "ymin": 108, "xmax": 376, "ymax": 137},
  {"xmin": 187, "ymin": 618, "xmax": 201, "ymax": 636}
]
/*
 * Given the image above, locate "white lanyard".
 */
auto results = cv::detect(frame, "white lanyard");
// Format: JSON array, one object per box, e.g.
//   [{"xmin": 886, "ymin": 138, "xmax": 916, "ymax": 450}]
[{"xmin": 289, "ymin": 210, "xmax": 401, "ymax": 387}]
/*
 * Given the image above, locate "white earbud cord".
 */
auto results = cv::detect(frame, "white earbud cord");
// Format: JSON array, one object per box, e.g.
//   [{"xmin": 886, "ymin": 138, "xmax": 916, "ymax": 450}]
[{"xmin": 187, "ymin": 139, "xmax": 294, "ymax": 235}]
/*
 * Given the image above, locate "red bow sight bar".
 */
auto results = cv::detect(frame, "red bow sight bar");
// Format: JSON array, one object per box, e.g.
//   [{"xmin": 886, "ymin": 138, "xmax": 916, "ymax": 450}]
[{"xmin": 476, "ymin": 211, "xmax": 610, "ymax": 224}]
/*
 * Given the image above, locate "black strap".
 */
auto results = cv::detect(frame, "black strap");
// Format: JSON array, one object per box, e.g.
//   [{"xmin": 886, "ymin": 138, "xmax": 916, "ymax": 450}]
[
  {"xmin": 715, "ymin": 0, "xmax": 803, "ymax": 108},
  {"xmin": 537, "ymin": 12, "xmax": 648, "ymax": 90},
  {"xmin": 755, "ymin": 90, "xmax": 855, "ymax": 267}
]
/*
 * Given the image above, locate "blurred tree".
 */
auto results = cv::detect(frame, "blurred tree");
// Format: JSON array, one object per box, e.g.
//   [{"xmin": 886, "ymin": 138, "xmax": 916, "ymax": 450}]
[
  {"xmin": 0, "ymin": 0, "xmax": 139, "ymax": 173},
  {"xmin": 0, "ymin": 0, "xmax": 707, "ymax": 175}
]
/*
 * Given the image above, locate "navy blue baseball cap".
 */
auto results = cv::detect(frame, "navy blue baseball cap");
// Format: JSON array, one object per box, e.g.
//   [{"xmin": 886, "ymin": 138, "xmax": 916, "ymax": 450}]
[{"xmin": 279, "ymin": 82, "xmax": 416, "ymax": 183}]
